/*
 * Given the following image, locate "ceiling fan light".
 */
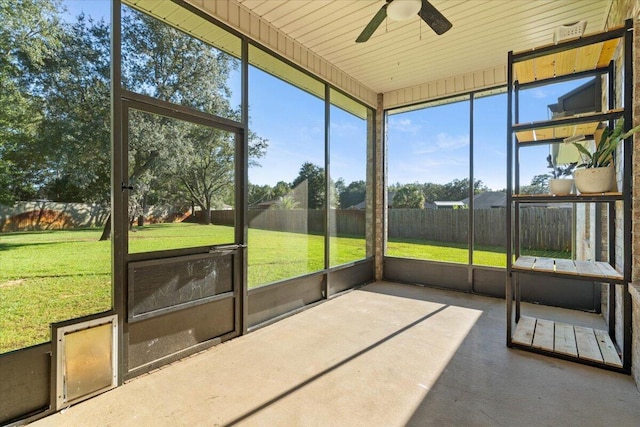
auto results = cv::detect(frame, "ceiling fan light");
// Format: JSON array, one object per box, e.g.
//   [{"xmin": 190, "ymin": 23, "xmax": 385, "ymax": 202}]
[{"xmin": 387, "ymin": 0, "xmax": 422, "ymax": 22}]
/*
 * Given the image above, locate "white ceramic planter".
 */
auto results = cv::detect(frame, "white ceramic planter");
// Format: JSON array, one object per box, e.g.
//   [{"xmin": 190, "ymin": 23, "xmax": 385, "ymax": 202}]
[
  {"xmin": 573, "ymin": 164, "xmax": 615, "ymax": 194},
  {"xmin": 549, "ymin": 178, "xmax": 573, "ymax": 195}
]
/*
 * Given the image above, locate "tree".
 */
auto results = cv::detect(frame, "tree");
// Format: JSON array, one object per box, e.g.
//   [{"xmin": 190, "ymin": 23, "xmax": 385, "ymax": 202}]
[
  {"xmin": 420, "ymin": 182, "xmax": 445, "ymax": 203},
  {"xmin": 274, "ymin": 194, "xmax": 299, "ymax": 210},
  {"xmin": 174, "ymin": 126, "xmax": 236, "ymax": 225},
  {"xmin": 1, "ymin": 5, "xmax": 268, "ymax": 234},
  {"xmin": 121, "ymin": 10, "xmax": 267, "ymax": 226},
  {"xmin": 292, "ymin": 162, "xmax": 325, "ymax": 209},
  {"xmin": 392, "ymin": 184, "xmax": 425, "ymax": 208},
  {"xmin": 520, "ymin": 174, "xmax": 549, "ymax": 195},
  {"xmin": 33, "ymin": 14, "xmax": 111, "ymax": 204},
  {"xmin": 332, "ymin": 178, "xmax": 345, "ymax": 208},
  {"xmin": 339, "ymin": 180, "xmax": 366, "ymax": 209},
  {"xmin": 272, "ymin": 181, "xmax": 292, "ymax": 199},
  {"xmin": 0, "ymin": 0, "xmax": 63, "ymax": 204},
  {"xmin": 248, "ymin": 183, "xmax": 274, "ymax": 206},
  {"xmin": 440, "ymin": 178, "xmax": 488, "ymax": 201}
]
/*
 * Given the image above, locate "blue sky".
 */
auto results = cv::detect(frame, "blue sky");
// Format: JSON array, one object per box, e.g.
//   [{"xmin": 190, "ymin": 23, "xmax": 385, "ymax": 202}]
[
  {"xmin": 63, "ymin": 0, "xmax": 592, "ymax": 191},
  {"xmin": 247, "ymin": 66, "xmax": 368, "ymax": 186},
  {"xmin": 63, "ymin": 0, "xmax": 110, "ymax": 20},
  {"xmin": 387, "ymin": 77, "xmax": 592, "ymax": 190}
]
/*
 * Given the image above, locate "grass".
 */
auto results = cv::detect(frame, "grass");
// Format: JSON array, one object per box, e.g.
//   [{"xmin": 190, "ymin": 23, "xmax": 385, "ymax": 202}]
[
  {"xmin": 0, "ymin": 223, "xmax": 568, "ymax": 352},
  {"xmin": 388, "ymin": 237, "xmax": 571, "ymax": 267}
]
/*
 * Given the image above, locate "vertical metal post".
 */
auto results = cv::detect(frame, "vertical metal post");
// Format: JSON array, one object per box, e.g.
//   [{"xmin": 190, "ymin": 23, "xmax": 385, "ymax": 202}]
[
  {"xmin": 606, "ymin": 59, "xmax": 616, "ymax": 336},
  {"xmin": 606, "ymin": 202, "xmax": 615, "ymax": 336},
  {"xmin": 513, "ymin": 77, "xmax": 521, "ymax": 321},
  {"xmin": 606, "ymin": 61, "xmax": 615, "ymax": 331},
  {"xmin": 239, "ymin": 38, "xmax": 249, "ymax": 334},
  {"xmin": 506, "ymin": 51, "xmax": 514, "ymax": 345},
  {"xmin": 622, "ymin": 18, "xmax": 633, "ymax": 371},
  {"xmin": 468, "ymin": 93, "xmax": 475, "ymax": 290},
  {"xmin": 110, "ymin": 0, "xmax": 127, "ymax": 384},
  {"xmin": 514, "ymin": 82, "xmax": 520, "ymax": 197},
  {"xmin": 324, "ymin": 84, "xmax": 331, "ymax": 298}
]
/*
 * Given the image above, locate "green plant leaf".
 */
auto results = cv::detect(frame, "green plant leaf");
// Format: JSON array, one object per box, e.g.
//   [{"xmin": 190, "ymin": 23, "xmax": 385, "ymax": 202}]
[
  {"xmin": 620, "ymin": 123, "xmax": 640, "ymax": 141},
  {"xmin": 572, "ymin": 142, "xmax": 593, "ymax": 167}
]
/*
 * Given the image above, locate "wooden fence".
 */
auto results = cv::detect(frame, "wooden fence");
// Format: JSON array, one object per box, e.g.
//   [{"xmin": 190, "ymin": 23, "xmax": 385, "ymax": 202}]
[
  {"xmin": 207, "ymin": 209, "xmax": 366, "ymax": 236},
  {"xmin": 389, "ymin": 208, "xmax": 572, "ymax": 251},
  {"xmin": 210, "ymin": 207, "xmax": 572, "ymax": 251}
]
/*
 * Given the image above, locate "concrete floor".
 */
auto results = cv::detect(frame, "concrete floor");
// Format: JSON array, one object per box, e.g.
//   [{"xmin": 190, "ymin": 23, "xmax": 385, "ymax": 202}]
[{"xmin": 31, "ymin": 281, "xmax": 640, "ymax": 426}]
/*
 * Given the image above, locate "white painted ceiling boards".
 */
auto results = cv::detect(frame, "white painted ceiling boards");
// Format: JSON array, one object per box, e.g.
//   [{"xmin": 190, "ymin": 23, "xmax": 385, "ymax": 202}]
[{"xmin": 129, "ymin": 0, "xmax": 614, "ymax": 108}]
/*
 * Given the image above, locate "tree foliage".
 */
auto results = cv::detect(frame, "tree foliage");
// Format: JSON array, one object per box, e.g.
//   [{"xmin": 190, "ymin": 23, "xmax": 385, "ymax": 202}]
[
  {"xmin": 121, "ymin": 10, "xmax": 267, "ymax": 225},
  {"xmin": 393, "ymin": 184, "xmax": 425, "ymax": 209},
  {"xmin": 292, "ymin": 162, "xmax": 325, "ymax": 209},
  {"xmin": 389, "ymin": 178, "xmax": 489, "ymax": 207},
  {"xmin": 35, "ymin": 14, "xmax": 111, "ymax": 204},
  {"xmin": 0, "ymin": 3, "xmax": 268, "ymax": 233},
  {"xmin": 0, "ymin": 0, "xmax": 63, "ymax": 203},
  {"xmin": 520, "ymin": 174, "xmax": 549, "ymax": 195},
  {"xmin": 339, "ymin": 180, "xmax": 366, "ymax": 209}
]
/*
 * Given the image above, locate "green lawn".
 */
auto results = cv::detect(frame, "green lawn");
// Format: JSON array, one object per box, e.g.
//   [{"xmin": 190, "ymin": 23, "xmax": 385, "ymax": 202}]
[
  {"xmin": 388, "ymin": 237, "xmax": 571, "ymax": 267},
  {"xmin": 0, "ymin": 223, "xmax": 568, "ymax": 352},
  {"xmin": 0, "ymin": 224, "xmax": 363, "ymax": 352}
]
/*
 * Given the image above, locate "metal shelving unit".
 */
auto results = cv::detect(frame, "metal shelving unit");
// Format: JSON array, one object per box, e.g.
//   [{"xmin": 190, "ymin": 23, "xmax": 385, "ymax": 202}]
[{"xmin": 506, "ymin": 20, "xmax": 633, "ymax": 373}]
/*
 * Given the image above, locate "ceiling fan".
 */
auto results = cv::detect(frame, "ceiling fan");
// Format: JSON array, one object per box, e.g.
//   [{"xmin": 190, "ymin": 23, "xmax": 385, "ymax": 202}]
[{"xmin": 356, "ymin": 0, "xmax": 452, "ymax": 43}]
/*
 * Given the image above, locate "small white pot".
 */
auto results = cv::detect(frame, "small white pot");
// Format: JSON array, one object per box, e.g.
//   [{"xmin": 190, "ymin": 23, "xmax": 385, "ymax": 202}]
[
  {"xmin": 573, "ymin": 165, "xmax": 615, "ymax": 194},
  {"xmin": 549, "ymin": 178, "xmax": 573, "ymax": 195}
]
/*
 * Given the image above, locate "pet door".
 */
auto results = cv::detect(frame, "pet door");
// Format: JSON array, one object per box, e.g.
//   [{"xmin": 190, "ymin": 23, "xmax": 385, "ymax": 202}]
[{"xmin": 53, "ymin": 314, "xmax": 118, "ymax": 409}]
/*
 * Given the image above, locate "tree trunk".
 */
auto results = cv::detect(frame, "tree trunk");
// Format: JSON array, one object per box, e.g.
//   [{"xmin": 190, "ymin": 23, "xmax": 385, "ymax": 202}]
[
  {"xmin": 99, "ymin": 214, "xmax": 111, "ymax": 241},
  {"xmin": 202, "ymin": 207, "xmax": 211, "ymax": 225},
  {"xmin": 138, "ymin": 197, "xmax": 146, "ymax": 226}
]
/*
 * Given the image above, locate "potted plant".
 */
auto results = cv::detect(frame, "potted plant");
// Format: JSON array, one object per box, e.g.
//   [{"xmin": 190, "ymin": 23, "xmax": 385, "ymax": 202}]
[
  {"xmin": 547, "ymin": 154, "xmax": 576, "ymax": 195},
  {"xmin": 572, "ymin": 119, "xmax": 640, "ymax": 193}
]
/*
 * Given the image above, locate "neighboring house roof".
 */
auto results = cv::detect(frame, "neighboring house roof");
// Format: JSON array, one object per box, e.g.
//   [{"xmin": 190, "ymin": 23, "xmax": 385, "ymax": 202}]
[
  {"xmin": 423, "ymin": 201, "xmax": 437, "ymax": 209},
  {"xmin": 434, "ymin": 201, "xmax": 466, "ymax": 208},
  {"xmin": 250, "ymin": 198, "xmax": 280, "ymax": 209},
  {"xmin": 349, "ymin": 199, "xmax": 437, "ymax": 210},
  {"xmin": 548, "ymin": 77, "xmax": 600, "ymax": 118},
  {"xmin": 461, "ymin": 192, "xmax": 506, "ymax": 209},
  {"xmin": 347, "ymin": 200, "xmax": 366, "ymax": 210}
]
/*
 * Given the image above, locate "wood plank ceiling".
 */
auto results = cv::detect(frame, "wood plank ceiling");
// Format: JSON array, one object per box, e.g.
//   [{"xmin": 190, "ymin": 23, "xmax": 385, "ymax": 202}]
[{"xmin": 233, "ymin": 0, "xmax": 613, "ymax": 94}]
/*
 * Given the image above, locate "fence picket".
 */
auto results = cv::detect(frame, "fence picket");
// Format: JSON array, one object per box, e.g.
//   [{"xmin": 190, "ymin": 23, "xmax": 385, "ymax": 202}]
[{"xmin": 209, "ymin": 207, "xmax": 571, "ymax": 251}]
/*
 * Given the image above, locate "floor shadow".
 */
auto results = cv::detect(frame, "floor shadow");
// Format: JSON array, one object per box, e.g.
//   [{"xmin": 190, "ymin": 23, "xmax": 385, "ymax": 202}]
[
  {"xmin": 224, "ymin": 302, "xmax": 450, "ymax": 426},
  {"xmin": 397, "ymin": 286, "xmax": 640, "ymax": 426}
]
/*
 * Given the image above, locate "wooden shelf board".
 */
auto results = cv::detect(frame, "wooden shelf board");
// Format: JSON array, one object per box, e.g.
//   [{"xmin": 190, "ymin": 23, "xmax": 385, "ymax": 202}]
[
  {"xmin": 513, "ymin": 36, "xmax": 621, "ymax": 84},
  {"xmin": 512, "ymin": 256, "xmax": 623, "ymax": 281},
  {"xmin": 575, "ymin": 325, "xmax": 603, "ymax": 363},
  {"xmin": 513, "ymin": 256, "xmax": 535, "ymax": 269},
  {"xmin": 531, "ymin": 318, "xmax": 554, "ymax": 351},
  {"xmin": 512, "ymin": 192, "xmax": 622, "ymax": 200},
  {"xmin": 594, "ymin": 329, "xmax": 623, "ymax": 367},
  {"xmin": 512, "ymin": 315, "xmax": 536, "ymax": 346},
  {"xmin": 513, "ymin": 109, "xmax": 624, "ymax": 142},
  {"xmin": 515, "ymin": 122, "xmax": 598, "ymax": 143},
  {"xmin": 554, "ymin": 259, "xmax": 578, "ymax": 275},
  {"xmin": 512, "ymin": 316, "xmax": 622, "ymax": 368}
]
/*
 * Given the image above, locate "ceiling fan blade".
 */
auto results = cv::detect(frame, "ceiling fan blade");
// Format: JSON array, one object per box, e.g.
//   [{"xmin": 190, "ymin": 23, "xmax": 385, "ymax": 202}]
[
  {"xmin": 356, "ymin": 4, "xmax": 388, "ymax": 43},
  {"xmin": 419, "ymin": 0, "xmax": 452, "ymax": 35}
]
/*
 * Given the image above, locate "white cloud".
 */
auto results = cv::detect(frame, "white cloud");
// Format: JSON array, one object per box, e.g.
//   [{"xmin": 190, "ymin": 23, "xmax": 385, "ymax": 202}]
[
  {"xmin": 435, "ymin": 132, "xmax": 469, "ymax": 149},
  {"xmin": 330, "ymin": 120, "xmax": 359, "ymax": 137},
  {"xmin": 388, "ymin": 117, "xmax": 422, "ymax": 134},
  {"xmin": 413, "ymin": 132, "xmax": 469, "ymax": 154},
  {"xmin": 531, "ymin": 88, "xmax": 548, "ymax": 99}
]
